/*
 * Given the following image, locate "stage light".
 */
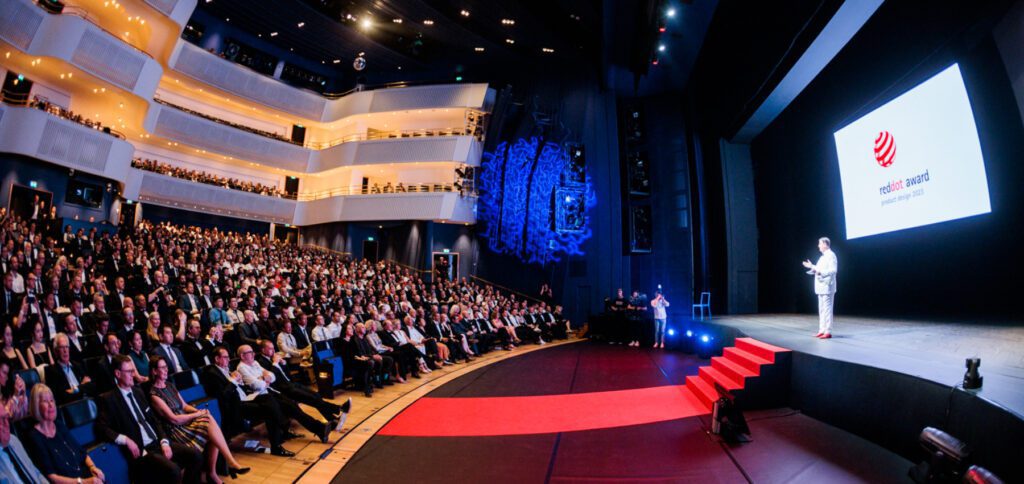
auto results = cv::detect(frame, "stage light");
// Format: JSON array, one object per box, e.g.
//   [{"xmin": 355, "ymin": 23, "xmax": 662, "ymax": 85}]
[
  {"xmin": 685, "ymin": 330, "xmax": 693, "ymax": 338},
  {"xmin": 460, "ymin": 9, "xmax": 470, "ymax": 17},
  {"xmin": 963, "ymin": 358, "xmax": 983, "ymax": 390},
  {"xmin": 700, "ymin": 335, "xmax": 710, "ymax": 343},
  {"xmin": 455, "ymin": 76, "xmax": 463, "ymax": 82},
  {"xmin": 667, "ymin": 329, "xmax": 675, "ymax": 336},
  {"xmin": 910, "ymin": 427, "xmax": 970, "ymax": 483},
  {"xmin": 424, "ymin": 20, "xmax": 434, "ymax": 25},
  {"xmin": 297, "ymin": 22, "xmax": 305, "ymax": 27},
  {"xmin": 270, "ymin": 32, "xmax": 278, "ymax": 37},
  {"xmin": 666, "ymin": 7, "xmax": 676, "ymax": 17},
  {"xmin": 658, "ymin": 44, "xmax": 666, "ymax": 52},
  {"xmin": 29, "ymin": 181, "xmax": 37, "ymax": 188},
  {"xmin": 361, "ymin": 19, "xmax": 372, "ymax": 29},
  {"xmin": 474, "ymin": 47, "xmax": 485, "ymax": 52}
]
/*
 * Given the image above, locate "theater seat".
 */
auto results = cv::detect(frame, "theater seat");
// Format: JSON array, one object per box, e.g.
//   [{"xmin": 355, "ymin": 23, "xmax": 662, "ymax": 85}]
[
  {"xmin": 16, "ymin": 368, "xmax": 41, "ymax": 393},
  {"xmin": 88, "ymin": 443, "xmax": 130, "ymax": 484},
  {"xmin": 62, "ymin": 398, "xmax": 98, "ymax": 447},
  {"xmin": 312, "ymin": 340, "xmax": 344, "ymax": 397}
]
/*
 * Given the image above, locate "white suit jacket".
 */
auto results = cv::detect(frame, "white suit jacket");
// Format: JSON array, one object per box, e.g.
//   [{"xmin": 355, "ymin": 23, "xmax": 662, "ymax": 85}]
[{"xmin": 811, "ymin": 249, "xmax": 838, "ymax": 295}]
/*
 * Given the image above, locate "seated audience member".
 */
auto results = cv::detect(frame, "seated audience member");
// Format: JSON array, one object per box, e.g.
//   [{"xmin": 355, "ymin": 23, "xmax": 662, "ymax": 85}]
[
  {"xmin": 1, "ymin": 324, "xmax": 26, "ymax": 372},
  {"xmin": 148, "ymin": 355, "xmax": 250, "ymax": 483},
  {"xmin": 236, "ymin": 311, "xmax": 261, "ymax": 348},
  {"xmin": 95, "ymin": 355, "xmax": 202, "ymax": 483},
  {"xmin": 92, "ymin": 333, "xmax": 123, "ymax": 393},
  {"xmin": 257, "ymin": 340, "xmax": 350, "ymax": 427},
  {"xmin": 126, "ymin": 331, "xmax": 151, "ymax": 383},
  {"xmin": 379, "ymin": 320, "xmax": 426, "ymax": 377},
  {"xmin": 24, "ymin": 322, "xmax": 53, "ymax": 369},
  {"xmin": 364, "ymin": 320, "xmax": 407, "ymax": 382},
  {"xmin": 205, "ymin": 325, "xmax": 231, "ymax": 356},
  {"xmin": 59, "ymin": 313, "xmax": 87, "ymax": 362},
  {"xmin": 0, "ymin": 360, "xmax": 28, "ymax": 422},
  {"xmin": 203, "ymin": 346, "xmax": 293, "ymax": 456},
  {"xmin": 0, "ymin": 391, "xmax": 48, "ymax": 483},
  {"xmin": 45, "ymin": 334, "xmax": 95, "ymax": 405},
  {"xmin": 180, "ymin": 320, "xmax": 214, "ymax": 368},
  {"xmin": 25, "ymin": 384, "xmax": 105, "ymax": 483},
  {"xmin": 151, "ymin": 325, "xmax": 189, "ymax": 375},
  {"xmin": 276, "ymin": 320, "xmax": 309, "ymax": 360},
  {"xmin": 235, "ymin": 345, "xmax": 334, "ymax": 443}
]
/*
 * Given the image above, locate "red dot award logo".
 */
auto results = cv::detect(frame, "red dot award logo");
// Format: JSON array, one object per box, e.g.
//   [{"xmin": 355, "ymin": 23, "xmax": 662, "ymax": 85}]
[{"xmin": 874, "ymin": 130, "xmax": 896, "ymax": 167}]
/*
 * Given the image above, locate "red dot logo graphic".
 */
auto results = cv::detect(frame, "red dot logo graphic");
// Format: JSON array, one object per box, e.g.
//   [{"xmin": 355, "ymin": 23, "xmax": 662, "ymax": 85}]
[{"xmin": 874, "ymin": 131, "xmax": 896, "ymax": 167}]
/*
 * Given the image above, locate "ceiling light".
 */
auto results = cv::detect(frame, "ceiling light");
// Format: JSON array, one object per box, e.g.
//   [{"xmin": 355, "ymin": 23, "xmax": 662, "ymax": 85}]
[
  {"xmin": 658, "ymin": 44, "xmax": 665, "ymax": 52},
  {"xmin": 542, "ymin": 48, "xmax": 554, "ymax": 53},
  {"xmin": 501, "ymin": 19, "xmax": 515, "ymax": 25},
  {"xmin": 666, "ymin": 7, "xmax": 676, "ymax": 18},
  {"xmin": 333, "ymin": 59, "xmax": 341, "ymax": 64},
  {"xmin": 392, "ymin": 18, "xmax": 402, "ymax": 24},
  {"xmin": 361, "ymin": 18, "xmax": 372, "ymax": 29},
  {"xmin": 225, "ymin": 18, "xmax": 230, "ymax": 22},
  {"xmin": 270, "ymin": 32, "xmax": 278, "ymax": 37},
  {"xmin": 505, "ymin": 38, "xmax": 514, "ymax": 44},
  {"xmin": 297, "ymin": 22, "xmax": 305, "ymax": 27},
  {"xmin": 423, "ymin": 19, "xmax": 434, "ymax": 25},
  {"xmin": 474, "ymin": 47, "xmax": 484, "ymax": 52},
  {"xmin": 460, "ymin": 10, "xmax": 470, "ymax": 17}
]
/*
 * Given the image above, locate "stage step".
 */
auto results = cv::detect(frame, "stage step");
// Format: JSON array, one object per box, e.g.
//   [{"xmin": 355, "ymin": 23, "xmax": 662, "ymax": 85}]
[
  {"xmin": 712, "ymin": 356, "xmax": 756, "ymax": 383},
  {"xmin": 681, "ymin": 337, "xmax": 791, "ymax": 411},
  {"xmin": 735, "ymin": 337, "xmax": 788, "ymax": 363},
  {"xmin": 685, "ymin": 375, "xmax": 717, "ymax": 409},
  {"xmin": 722, "ymin": 347, "xmax": 771, "ymax": 374},
  {"xmin": 699, "ymin": 366, "xmax": 742, "ymax": 392}
]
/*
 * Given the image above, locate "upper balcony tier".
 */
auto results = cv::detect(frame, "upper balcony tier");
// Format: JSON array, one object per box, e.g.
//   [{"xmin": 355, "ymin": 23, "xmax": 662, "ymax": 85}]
[
  {"xmin": 146, "ymin": 102, "xmax": 484, "ymax": 173},
  {"xmin": 137, "ymin": 0, "xmax": 197, "ymax": 28},
  {"xmin": 169, "ymin": 41, "xmax": 494, "ymax": 123},
  {"xmin": 0, "ymin": 0, "xmax": 164, "ymax": 99},
  {"xmin": 122, "ymin": 168, "xmax": 476, "ymax": 225},
  {"xmin": 0, "ymin": 104, "xmax": 134, "ymax": 181}
]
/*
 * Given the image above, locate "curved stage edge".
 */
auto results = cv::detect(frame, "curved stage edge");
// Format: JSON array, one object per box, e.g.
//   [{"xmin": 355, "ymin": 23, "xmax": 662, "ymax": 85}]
[
  {"xmin": 295, "ymin": 337, "xmax": 586, "ymax": 483},
  {"xmin": 704, "ymin": 314, "xmax": 1024, "ymax": 483}
]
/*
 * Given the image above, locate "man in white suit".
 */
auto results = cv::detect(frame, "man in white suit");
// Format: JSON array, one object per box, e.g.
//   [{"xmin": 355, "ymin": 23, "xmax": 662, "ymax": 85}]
[{"xmin": 802, "ymin": 237, "xmax": 837, "ymax": 339}]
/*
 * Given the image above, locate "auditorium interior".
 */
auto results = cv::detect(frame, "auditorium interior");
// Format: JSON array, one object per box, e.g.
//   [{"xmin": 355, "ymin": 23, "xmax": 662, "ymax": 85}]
[{"xmin": 1, "ymin": 0, "xmax": 1022, "ymax": 482}]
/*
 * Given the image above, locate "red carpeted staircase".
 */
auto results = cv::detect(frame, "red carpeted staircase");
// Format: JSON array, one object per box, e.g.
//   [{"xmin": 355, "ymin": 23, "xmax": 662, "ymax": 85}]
[{"xmin": 683, "ymin": 337, "xmax": 791, "ymax": 410}]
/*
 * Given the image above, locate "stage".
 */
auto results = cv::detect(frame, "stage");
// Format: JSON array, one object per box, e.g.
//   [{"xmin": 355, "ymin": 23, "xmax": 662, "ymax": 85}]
[{"xmin": 711, "ymin": 314, "xmax": 1024, "ymax": 418}]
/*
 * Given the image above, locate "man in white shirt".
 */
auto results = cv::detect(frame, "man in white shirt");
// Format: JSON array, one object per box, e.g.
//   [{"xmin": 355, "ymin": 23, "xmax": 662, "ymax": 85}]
[
  {"xmin": 236, "ymin": 345, "xmax": 334, "ymax": 443},
  {"xmin": 803, "ymin": 237, "xmax": 838, "ymax": 339},
  {"xmin": 0, "ymin": 396, "xmax": 48, "ymax": 483}
]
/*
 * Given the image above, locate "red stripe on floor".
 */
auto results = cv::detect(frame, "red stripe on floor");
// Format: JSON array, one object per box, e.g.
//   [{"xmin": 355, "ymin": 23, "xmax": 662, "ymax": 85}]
[{"xmin": 378, "ymin": 384, "xmax": 709, "ymax": 437}]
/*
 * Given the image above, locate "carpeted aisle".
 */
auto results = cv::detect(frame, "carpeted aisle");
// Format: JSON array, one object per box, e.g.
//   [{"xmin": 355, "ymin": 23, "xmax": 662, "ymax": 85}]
[{"xmin": 334, "ymin": 343, "xmax": 911, "ymax": 483}]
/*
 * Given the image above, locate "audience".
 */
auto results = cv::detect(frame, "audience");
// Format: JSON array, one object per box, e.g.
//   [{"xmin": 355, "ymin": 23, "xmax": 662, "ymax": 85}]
[
  {"xmin": 23, "ymin": 97, "xmax": 123, "ymax": 139},
  {"xmin": 0, "ymin": 392, "xmax": 48, "ymax": 483},
  {"xmin": 131, "ymin": 158, "xmax": 294, "ymax": 199},
  {"xmin": 25, "ymin": 384, "xmax": 105, "ymax": 483},
  {"xmin": 0, "ymin": 207, "xmax": 569, "ymax": 480}
]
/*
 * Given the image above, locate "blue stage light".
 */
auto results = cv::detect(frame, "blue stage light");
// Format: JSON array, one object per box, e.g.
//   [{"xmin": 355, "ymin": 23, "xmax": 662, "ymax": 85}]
[
  {"xmin": 700, "ymin": 335, "xmax": 710, "ymax": 343},
  {"xmin": 667, "ymin": 329, "xmax": 675, "ymax": 336},
  {"xmin": 685, "ymin": 330, "xmax": 693, "ymax": 338}
]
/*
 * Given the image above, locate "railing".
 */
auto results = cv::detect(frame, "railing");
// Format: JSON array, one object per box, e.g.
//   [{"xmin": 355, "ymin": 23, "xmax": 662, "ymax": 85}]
[
  {"xmin": 297, "ymin": 182, "xmax": 471, "ymax": 201},
  {"xmin": 131, "ymin": 158, "xmax": 296, "ymax": 199},
  {"xmin": 299, "ymin": 244, "xmax": 351, "ymax": 257},
  {"xmin": 14, "ymin": 96, "xmax": 127, "ymax": 139},
  {"xmin": 469, "ymin": 275, "xmax": 544, "ymax": 304},
  {"xmin": 305, "ymin": 126, "xmax": 477, "ymax": 150},
  {"xmin": 153, "ymin": 97, "xmax": 297, "ymax": 145},
  {"xmin": 33, "ymin": 0, "xmax": 155, "ymax": 60},
  {"xmin": 322, "ymin": 79, "xmax": 467, "ymax": 99}
]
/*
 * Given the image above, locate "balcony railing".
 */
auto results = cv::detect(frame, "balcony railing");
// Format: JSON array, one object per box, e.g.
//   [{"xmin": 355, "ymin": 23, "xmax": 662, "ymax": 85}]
[
  {"xmin": 306, "ymin": 126, "xmax": 479, "ymax": 150},
  {"xmin": 131, "ymin": 157, "xmax": 296, "ymax": 199},
  {"xmin": 297, "ymin": 182, "xmax": 476, "ymax": 201}
]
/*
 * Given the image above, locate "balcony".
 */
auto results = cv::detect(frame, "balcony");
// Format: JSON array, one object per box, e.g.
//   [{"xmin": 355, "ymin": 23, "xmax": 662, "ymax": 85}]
[
  {"xmin": 0, "ymin": 0, "xmax": 163, "ymax": 98},
  {"xmin": 0, "ymin": 104, "xmax": 134, "ymax": 180},
  {"xmin": 147, "ymin": 102, "xmax": 484, "ymax": 173},
  {"xmin": 168, "ymin": 41, "xmax": 494, "ymax": 122},
  {"xmin": 139, "ymin": 0, "xmax": 197, "ymax": 27},
  {"xmin": 294, "ymin": 191, "xmax": 476, "ymax": 226},
  {"xmin": 123, "ymin": 169, "xmax": 297, "ymax": 223}
]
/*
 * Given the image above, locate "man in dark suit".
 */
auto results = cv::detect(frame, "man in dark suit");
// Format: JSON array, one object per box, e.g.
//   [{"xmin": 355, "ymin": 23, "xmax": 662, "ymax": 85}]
[
  {"xmin": 46, "ymin": 333, "xmax": 96, "ymax": 405},
  {"xmin": 0, "ymin": 272, "xmax": 20, "ymax": 321},
  {"xmin": 178, "ymin": 281, "xmax": 200, "ymax": 316},
  {"xmin": 95, "ymin": 355, "xmax": 202, "ymax": 483},
  {"xmin": 105, "ymin": 276, "xmax": 128, "ymax": 313},
  {"xmin": 202, "ymin": 347, "xmax": 294, "ymax": 456},
  {"xmin": 180, "ymin": 320, "xmax": 214, "ymax": 368},
  {"xmin": 91, "ymin": 333, "xmax": 122, "ymax": 393},
  {"xmin": 291, "ymin": 312, "xmax": 312, "ymax": 350},
  {"xmin": 256, "ymin": 339, "xmax": 348, "ymax": 423},
  {"xmin": 236, "ymin": 311, "xmax": 261, "ymax": 348},
  {"xmin": 150, "ymin": 325, "xmax": 189, "ymax": 375}
]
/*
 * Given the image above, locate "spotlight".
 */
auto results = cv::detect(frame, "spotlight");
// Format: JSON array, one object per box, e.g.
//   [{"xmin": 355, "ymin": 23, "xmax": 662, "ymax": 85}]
[
  {"xmin": 361, "ymin": 18, "xmax": 372, "ymax": 29},
  {"xmin": 909, "ymin": 427, "xmax": 970, "ymax": 483},
  {"xmin": 963, "ymin": 358, "xmax": 982, "ymax": 390},
  {"xmin": 685, "ymin": 330, "xmax": 693, "ymax": 338},
  {"xmin": 963, "ymin": 466, "xmax": 1005, "ymax": 484},
  {"xmin": 666, "ymin": 7, "xmax": 676, "ymax": 18},
  {"xmin": 667, "ymin": 329, "xmax": 675, "ymax": 337},
  {"xmin": 658, "ymin": 44, "xmax": 666, "ymax": 52},
  {"xmin": 700, "ymin": 334, "xmax": 710, "ymax": 343}
]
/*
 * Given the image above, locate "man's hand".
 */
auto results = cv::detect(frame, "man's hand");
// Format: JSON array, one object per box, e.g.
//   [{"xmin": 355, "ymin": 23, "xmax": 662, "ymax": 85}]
[
  {"xmin": 124, "ymin": 438, "xmax": 141, "ymax": 458},
  {"xmin": 802, "ymin": 260, "xmax": 814, "ymax": 270},
  {"xmin": 162, "ymin": 442, "xmax": 173, "ymax": 460}
]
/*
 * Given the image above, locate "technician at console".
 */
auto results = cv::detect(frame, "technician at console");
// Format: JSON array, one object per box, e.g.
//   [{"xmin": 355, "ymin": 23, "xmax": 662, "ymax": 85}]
[{"xmin": 802, "ymin": 237, "xmax": 838, "ymax": 339}]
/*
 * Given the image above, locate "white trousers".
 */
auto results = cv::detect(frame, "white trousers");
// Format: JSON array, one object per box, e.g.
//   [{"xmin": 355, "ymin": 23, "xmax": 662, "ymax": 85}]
[{"xmin": 817, "ymin": 293, "xmax": 835, "ymax": 334}]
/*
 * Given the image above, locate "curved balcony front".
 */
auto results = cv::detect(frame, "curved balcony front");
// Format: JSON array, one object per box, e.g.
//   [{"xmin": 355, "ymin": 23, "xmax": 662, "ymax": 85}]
[
  {"xmin": 168, "ymin": 41, "xmax": 494, "ymax": 123},
  {"xmin": 0, "ymin": 0, "xmax": 163, "ymax": 99},
  {"xmin": 294, "ymin": 192, "xmax": 476, "ymax": 226},
  {"xmin": 147, "ymin": 103, "xmax": 483, "ymax": 173},
  {"xmin": 0, "ymin": 104, "xmax": 134, "ymax": 181},
  {"xmin": 140, "ymin": 0, "xmax": 197, "ymax": 28},
  {"xmin": 123, "ymin": 168, "xmax": 296, "ymax": 223}
]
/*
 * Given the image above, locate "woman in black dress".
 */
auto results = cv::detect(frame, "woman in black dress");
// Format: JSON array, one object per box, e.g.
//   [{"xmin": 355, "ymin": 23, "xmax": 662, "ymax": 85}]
[
  {"xmin": 25, "ymin": 384, "xmax": 106, "ymax": 483},
  {"xmin": 148, "ymin": 355, "xmax": 249, "ymax": 483},
  {"xmin": 24, "ymin": 321, "xmax": 53, "ymax": 369},
  {"xmin": 0, "ymin": 323, "xmax": 27, "ymax": 371}
]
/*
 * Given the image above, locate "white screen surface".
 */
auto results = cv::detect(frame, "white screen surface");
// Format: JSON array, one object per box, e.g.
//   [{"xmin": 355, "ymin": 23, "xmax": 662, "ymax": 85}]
[{"xmin": 833, "ymin": 64, "xmax": 991, "ymax": 239}]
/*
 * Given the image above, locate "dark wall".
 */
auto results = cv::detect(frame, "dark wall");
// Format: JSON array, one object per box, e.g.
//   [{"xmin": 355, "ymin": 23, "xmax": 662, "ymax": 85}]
[
  {"xmin": 141, "ymin": 204, "xmax": 270, "ymax": 235},
  {"xmin": 1, "ymin": 154, "xmax": 116, "ymax": 223},
  {"xmin": 750, "ymin": 1, "xmax": 1024, "ymax": 319}
]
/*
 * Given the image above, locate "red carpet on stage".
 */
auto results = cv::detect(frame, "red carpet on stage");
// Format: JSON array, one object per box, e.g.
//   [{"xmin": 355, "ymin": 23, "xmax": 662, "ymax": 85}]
[{"xmin": 379, "ymin": 337, "xmax": 789, "ymax": 437}]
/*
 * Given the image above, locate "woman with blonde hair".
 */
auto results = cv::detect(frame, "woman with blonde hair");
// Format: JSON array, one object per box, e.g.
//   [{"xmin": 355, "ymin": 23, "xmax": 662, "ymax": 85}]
[{"xmin": 25, "ymin": 384, "xmax": 106, "ymax": 483}]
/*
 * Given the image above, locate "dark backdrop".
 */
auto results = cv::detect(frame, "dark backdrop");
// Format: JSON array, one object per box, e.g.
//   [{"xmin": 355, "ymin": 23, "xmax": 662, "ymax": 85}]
[{"xmin": 750, "ymin": 1, "xmax": 1024, "ymax": 320}]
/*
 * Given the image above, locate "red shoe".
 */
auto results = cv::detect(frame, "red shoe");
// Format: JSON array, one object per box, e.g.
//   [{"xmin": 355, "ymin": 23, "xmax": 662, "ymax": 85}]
[
  {"xmin": 819, "ymin": 333, "xmax": 832, "ymax": 339},
  {"xmin": 814, "ymin": 332, "xmax": 823, "ymax": 338}
]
